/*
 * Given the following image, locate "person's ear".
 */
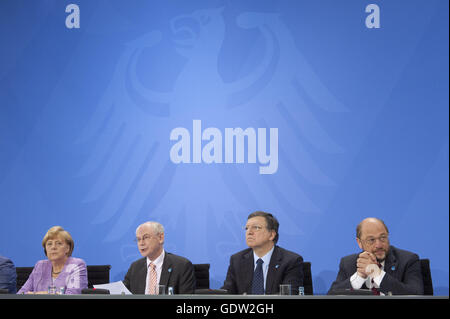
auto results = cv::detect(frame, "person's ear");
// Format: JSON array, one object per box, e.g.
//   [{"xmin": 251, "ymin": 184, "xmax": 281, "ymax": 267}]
[
  {"xmin": 356, "ymin": 238, "xmax": 363, "ymax": 250},
  {"xmin": 269, "ymin": 230, "xmax": 276, "ymax": 242}
]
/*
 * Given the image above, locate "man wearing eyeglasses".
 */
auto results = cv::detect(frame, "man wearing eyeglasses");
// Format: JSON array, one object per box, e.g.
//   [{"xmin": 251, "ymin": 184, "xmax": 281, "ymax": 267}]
[
  {"xmin": 123, "ymin": 221, "xmax": 195, "ymax": 294},
  {"xmin": 328, "ymin": 217, "xmax": 424, "ymax": 295},
  {"xmin": 222, "ymin": 211, "xmax": 303, "ymax": 294}
]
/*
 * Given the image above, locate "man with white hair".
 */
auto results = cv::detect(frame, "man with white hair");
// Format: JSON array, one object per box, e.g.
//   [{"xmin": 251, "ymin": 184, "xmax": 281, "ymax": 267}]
[{"xmin": 123, "ymin": 221, "xmax": 195, "ymax": 294}]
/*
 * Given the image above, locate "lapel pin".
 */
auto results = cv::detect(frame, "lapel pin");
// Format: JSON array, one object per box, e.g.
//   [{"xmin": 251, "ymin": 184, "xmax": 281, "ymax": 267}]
[
  {"xmin": 391, "ymin": 266, "xmax": 396, "ymax": 271},
  {"xmin": 168, "ymin": 268, "xmax": 172, "ymax": 273},
  {"xmin": 275, "ymin": 264, "xmax": 280, "ymax": 269}
]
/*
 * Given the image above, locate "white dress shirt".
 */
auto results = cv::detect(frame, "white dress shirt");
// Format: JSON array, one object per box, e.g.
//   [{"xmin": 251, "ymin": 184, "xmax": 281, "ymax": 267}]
[{"xmin": 350, "ymin": 260, "xmax": 386, "ymax": 292}]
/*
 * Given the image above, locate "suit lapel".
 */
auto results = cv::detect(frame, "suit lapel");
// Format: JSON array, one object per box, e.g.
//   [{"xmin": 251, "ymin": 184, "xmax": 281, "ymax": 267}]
[
  {"xmin": 384, "ymin": 246, "xmax": 398, "ymax": 278},
  {"xmin": 266, "ymin": 246, "xmax": 281, "ymax": 294},
  {"xmin": 160, "ymin": 253, "xmax": 172, "ymax": 287},
  {"xmin": 137, "ymin": 258, "xmax": 148, "ymax": 294},
  {"xmin": 242, "ymin": 250, "xmax": 254, "ymax": 294}
]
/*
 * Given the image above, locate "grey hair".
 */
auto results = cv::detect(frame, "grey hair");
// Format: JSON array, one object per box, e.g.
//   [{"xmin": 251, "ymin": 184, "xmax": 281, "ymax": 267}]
[{"xmin": 136, "ymin": 221, "xmax": 165, "ymax": 235}]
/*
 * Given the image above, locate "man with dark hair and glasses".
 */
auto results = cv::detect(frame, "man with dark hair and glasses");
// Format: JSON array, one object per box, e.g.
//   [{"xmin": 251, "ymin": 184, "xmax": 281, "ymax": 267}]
[
  {"xmin": 328, "ymin": 217, "xmax": 424, "ymax": 295},
  {"xmin": 123, "ymin": 221, "xmax": 195, "ymax": 294},
  {"xmin": 222, "ymin": 211, "xmax": 303, "ymax": 294}
]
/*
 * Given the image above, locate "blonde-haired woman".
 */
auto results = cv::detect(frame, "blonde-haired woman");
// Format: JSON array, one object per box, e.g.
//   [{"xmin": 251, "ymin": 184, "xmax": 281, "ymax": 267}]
[{"xmin": 18, "ymin": 226, "xmax": 88, "ymax": 294}]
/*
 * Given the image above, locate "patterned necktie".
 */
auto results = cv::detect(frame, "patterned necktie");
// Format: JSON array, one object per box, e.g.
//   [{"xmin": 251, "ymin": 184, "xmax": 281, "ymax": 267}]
[
  {"xmin": 371, "ymin": 262, "xmax": 382, "ymax": 295},
  {"xmin": 147, "ymin": 262, "xmax": 158, "ymax": 295},
  {"xmin": 251, "ymin": 258, "xmax": 264, "ymax": 295}
]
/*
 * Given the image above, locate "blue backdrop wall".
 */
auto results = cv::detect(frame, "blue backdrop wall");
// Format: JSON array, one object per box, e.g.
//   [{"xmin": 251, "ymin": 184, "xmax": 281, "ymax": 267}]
[{"xmin": 1, "ymin": 0, "xmax": 448, "ymax": 295}]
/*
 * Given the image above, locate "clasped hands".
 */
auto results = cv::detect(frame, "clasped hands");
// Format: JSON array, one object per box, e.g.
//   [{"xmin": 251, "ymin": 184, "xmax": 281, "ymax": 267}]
[{"xmin": 357, "ymin": 251, "xmax": 381, "ymax": 279}]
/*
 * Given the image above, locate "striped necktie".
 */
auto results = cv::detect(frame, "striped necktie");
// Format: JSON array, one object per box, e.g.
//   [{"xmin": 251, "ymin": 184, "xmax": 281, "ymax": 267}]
[{"xmin": 147, "ymin": 262, "xmax": 158, "ymax": 295}]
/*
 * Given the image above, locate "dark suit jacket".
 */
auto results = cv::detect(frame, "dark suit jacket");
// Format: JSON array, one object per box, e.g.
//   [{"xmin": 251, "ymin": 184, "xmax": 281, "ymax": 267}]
[
  {"xmin": 328, "ymin": 245, "xmax": 424, "ymax": 295},
  {"xmin": 123, "ymin": 252, "xmax": 195, "ymax": 294},
  {"xmin": 222, "ymin": 245, "xmax": 303, "ymax": 295},
  {"xmin": 0, "ymin": 255, "xmax": 17, "ymax": 294}
]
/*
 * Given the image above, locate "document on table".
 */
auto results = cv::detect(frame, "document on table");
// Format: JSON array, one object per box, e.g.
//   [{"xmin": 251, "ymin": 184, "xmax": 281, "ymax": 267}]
[{"xmin": 93, "ymin": 281, "xmax": 132, "ymax": 295}]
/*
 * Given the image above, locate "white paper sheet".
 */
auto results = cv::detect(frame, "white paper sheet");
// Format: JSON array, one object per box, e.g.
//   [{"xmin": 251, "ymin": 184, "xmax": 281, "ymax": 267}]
[{"xmin": 93, "ymin": 281, "xmax": 132, "ymax": 295}]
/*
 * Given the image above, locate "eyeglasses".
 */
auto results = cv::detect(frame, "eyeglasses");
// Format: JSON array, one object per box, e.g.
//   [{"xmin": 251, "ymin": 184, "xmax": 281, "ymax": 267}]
[
  {"xmin": 361, "ymin": 235, "xmax": 389, "ymax": 246},
  {"xmin": 244, "ymin": 225, "xmax": 265, "ymax": 232},
  {"xmin": 134, "ymin": 234, "xmax": 155, "ymax": 243}
]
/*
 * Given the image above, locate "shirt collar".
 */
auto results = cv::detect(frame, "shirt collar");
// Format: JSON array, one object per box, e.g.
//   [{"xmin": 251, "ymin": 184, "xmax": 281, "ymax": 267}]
[
  {"xmin": 253, "ymin": 246, "xmax": 274, "ymax": 267},
  {"xmin": 146, "ymin": 249, "xmax": 165, "ymax": 269}
]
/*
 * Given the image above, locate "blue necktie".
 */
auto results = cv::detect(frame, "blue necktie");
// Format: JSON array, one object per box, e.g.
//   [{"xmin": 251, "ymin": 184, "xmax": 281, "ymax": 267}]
[{"xmin": 251, "ymin": 258, "xmax": 264, "ymax": 294}]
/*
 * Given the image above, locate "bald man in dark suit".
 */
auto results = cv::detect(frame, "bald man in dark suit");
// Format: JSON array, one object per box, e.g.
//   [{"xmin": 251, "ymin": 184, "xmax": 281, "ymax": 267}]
[{"xmin": 328, "ymin": 218, "xmax": 423, "ymax": 295}]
